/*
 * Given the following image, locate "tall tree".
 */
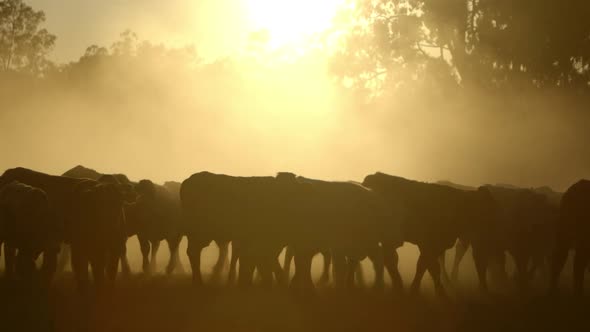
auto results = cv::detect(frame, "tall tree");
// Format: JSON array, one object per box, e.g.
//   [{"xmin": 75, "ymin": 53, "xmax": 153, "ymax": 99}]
[
  {"xmin": 331, "ymin": 0, "xmax": 590, "ymax": 97},
  {"xmin": 0, "ymin": 0, "xmax": 56, "ymax": 74}
]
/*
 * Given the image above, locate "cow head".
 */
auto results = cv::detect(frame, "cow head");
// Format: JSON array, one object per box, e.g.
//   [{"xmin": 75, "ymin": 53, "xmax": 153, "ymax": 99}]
[
  {"xmin": 98, "ymin": 174, "xmax": 137, "ymax": 203},
  {"xmin": 135, "ymin": 179, "xmax": 156, "ymax": 199},
  {"xmin": 124, "ymin": 194, "xmax": 160, "ymax": 236},
  {"xmin": 79, "ymin": 182, "xmax": 126, "ymax": 223}
]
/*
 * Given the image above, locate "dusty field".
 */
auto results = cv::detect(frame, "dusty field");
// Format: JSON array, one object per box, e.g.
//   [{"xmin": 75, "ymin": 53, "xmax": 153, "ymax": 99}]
[
  {"xmin": 1, "ymin": 242, "xmax": 588, "ymax": 332},
  {"xmin": 1, "ymin": 274, "xmax": 589, "ymax": 332}
]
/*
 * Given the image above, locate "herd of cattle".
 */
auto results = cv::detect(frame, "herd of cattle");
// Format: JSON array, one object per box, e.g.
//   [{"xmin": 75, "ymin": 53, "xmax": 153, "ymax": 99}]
[{"xmin": 0, "ymin": 165, "xmax": 589, "ymax": 297}]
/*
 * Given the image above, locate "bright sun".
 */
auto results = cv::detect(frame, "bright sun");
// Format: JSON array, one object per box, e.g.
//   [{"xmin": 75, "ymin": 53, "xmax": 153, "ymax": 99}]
[{"xmin": 244, "ymin": 0, "xmax": 345, "ymax": 48}]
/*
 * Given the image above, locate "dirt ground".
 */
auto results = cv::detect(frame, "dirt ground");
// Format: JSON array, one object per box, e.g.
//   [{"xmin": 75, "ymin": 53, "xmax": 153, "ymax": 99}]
[
  {"xmin": 1, "ymin": 242, "xmax": 589, "ymax": 332},
  {"xmin": 1, "ymin": 272, "xmax": 589, "ymax": 332}
]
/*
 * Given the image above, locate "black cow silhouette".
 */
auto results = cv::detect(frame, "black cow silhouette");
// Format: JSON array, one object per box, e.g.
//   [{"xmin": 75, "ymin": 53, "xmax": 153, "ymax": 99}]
[
  {"xmin": 125, "ymin": 179, "xmax": 184, "ymax": 275},
  {"xmin": 286, "ymin": 175, "xmax": 400, "ymax": 290},
  {"xmin": 62, "ymin": 165, "xmax": 132, "ymax": 187},
  {"xmin": 0, "ymin": 181, "xmax": 61, "ymax": 285},
  {"xmin": 0, "ymin": 168, "xmax": 126, "ymax": 292},
  {"xmin": 59, "ymin": 165, "xmax": 136, "ymax": 274},
  {"xmin": 0, "ymin": 168, "xmax": 86, "ymax": 282},
  {"xmin": 181, "ymin": 171, "xmax": 399, "ymax": 289},
  {"xmin": 550, "ymin": 179, "xmax": 590, "ymax": 295},
  {"xmin": 363, "ymin": 173, "xmax": 499, "ymax": 296},
  {"xmin": 181, "ymin": 172, "xmax": 296, "ymax": 287},
  {"xmin": 283, "ymin": 246, "xmax": 331, "ymax": 285},
  {"xmin": 447, "ymin": 184, "xmax": 560, "ymax": 290},
  {"xmin": 69, "ymin": 180, "xmax": 127, "ymax": 292}
]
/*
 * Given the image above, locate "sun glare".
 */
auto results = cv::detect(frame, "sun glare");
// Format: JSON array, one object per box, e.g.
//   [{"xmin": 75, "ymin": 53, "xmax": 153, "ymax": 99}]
[{"xmin": 244, "ymin": 0, "xmax": 345, "ymax": 48}]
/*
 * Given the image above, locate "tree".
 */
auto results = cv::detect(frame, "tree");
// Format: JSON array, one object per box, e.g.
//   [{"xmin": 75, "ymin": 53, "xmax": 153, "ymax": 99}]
[
  {"xmin": 330, "ymin": 0, "xmax": 590, "ymax": 98},
  {"xmin": 0, "ymin": 0, "xmax": 56, "ymax": 74}
]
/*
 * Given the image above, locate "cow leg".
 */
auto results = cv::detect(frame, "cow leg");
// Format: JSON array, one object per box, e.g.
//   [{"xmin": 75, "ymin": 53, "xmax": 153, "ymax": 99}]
[
  {"xmin": 238, "ymin": 250, "xmax": 255, "ymax": 288},
  {"xmin": 410, "ymin": 252, "xmax": 429, "ymax": 295},
  {"xmin": 346, "ymin": 258, "xmax": 360, "ymax": 289},
  {"xmin": 273, "ymin": 256, "xmax": 287, "ymax": 286},
  {"xmin": 451, "ymin": 239, "xmax": 469, "ymax": 283},
  {"xmin": 283, "ymin": 246, "xmax": 294, "ymax": 278},
  {"xmin": 427, "ymin": 255, "xmax": 447, "ymax": 298},
  {"xmin": 439, "ymin": 252, "xmax": 450, "ymax": 284},
  {"xmin": 258, "ymin": 254, "xmax": 275, "ymax": 289},
  {"xmin": 354, "ymin": 258, "xmax": 366, "ymax": 287},
  {"xmin": 369, "ymin": 245, "xmax": 385, "ymax": 291},
  {"xmin": 15, "ymin": 249, "xmax": 36, "ymax": 283},
  {"xmin": 300, "ymin": 253, "xmax": 314, "ymax": 290},
  {"xmin": 489, "ymin": 253, "xmax": 510, "ymax": 288},
  {"xmin": 573, "ymin": 250, "xmax": 589, "ymax": 296},
  {"xmin": 213, "ymin": 240, "xmax": 229, "ymax": 278},
  {"xmin": 106, "ymin": 248, "xmax": 120, "ymax": 287},
  {"xmin": 173, "ymin": 246, "xmax": 185, "ymax": 274},
  {"xmin": 331, "ymin": 251, "xmax": 347, "ymax": 289},
  {"xmin": 228, "ymin": 240, "xmax": 240, "ymax": 285},
  {"xmin": 511, "ymin": 249, "xmax": 530, "ymax": 292},
  {"xmin": 319, "ymin": 249, "xmax": 331, "ymax": 284},
  {"xmin": 293, "ymin": 250, "xmax": 314, "ymax": 290},
  {"xmin": 165, "ymin": 237, "xmax": 181, "ymax": 275},
  {"xmin": 528, "ymin": 252, "xmax": 544, "ymax": 282},
  {"xmin": 472, "ymin": 245, "xmax": 490, "ymax": 293},
  {"xmin": 103, "ymin": 247, "xmax": 121, "ymax": 287},
  {"xmin": 107, "ymin": 238, "xmax": 124, "ymax": 286},
  {"xmin": 150, "ymin": 240, "xmax": 160, "ymax": 273},
  {"xmin": 56, "ymin": 243, "xmax": 71, "ymax": 273},
  {"xmin": 4, "ymin": 244, "xmax": 16, "ymax": 279},
  {"xmin": 41, "ymin": 250, "xmax": 58, "ymax": 286},
  {"xmin": 71, "ymin": 247, "xmax": 89, "ymax": 294},
  {"xmin": 187, "ymin": 237, "xmax": 204, "ymax": 286},
  {"xmin": 120, "ymin": 240, "xmax": 131, "ymax": 276},
  {"xmin": 383, "ymin": 244, "xmax": 403, "ymax": 293},
  {"xmin": 549, "ymin": 241, "xmax": 569, "ymax": 294},
  {"xmin": 139, "ymin": 237, "xmax": 151, "ymax": 274},
  {"xmin": 90, "ymin": 252, "xmax": 106, "ymax": 292}
]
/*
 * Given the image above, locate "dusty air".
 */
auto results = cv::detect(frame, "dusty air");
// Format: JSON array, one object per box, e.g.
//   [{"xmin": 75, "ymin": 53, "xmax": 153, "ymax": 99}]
[{"xmin": 1, "ymin": 1, "xmax": 589, "ymax": 331}]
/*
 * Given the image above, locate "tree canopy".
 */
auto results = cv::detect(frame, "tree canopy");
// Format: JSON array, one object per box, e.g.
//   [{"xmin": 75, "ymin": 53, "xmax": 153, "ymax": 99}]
[
  {"xmin": 330, "ymin": 0, "xmax": 590, "ymax": 97},
  {"xmin": 0, "ymin": 0, "xmax": 56, "ymax": 74}
]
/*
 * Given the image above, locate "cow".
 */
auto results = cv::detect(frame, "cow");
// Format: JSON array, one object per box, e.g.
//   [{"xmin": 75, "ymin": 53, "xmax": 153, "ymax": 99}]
[
  {"xmin": 283, "ymin": 246, "xmax": 332, "ymax": 285},
  {"xmin": 527, "ymin": 187, "xmax": 562, "ymax": 282},
  {"xmin": 69, "ymin": 180, "xmax": 127, "ymax": 292},
  {"xmin": 447, "ymin": 184, "xmax": 559, "ymax": 291},
  {"xmin": 180, "ymin": 172, "xmax": 293, "ymax": 287},
  {"xmin": 0, "ymin": 168, "xmax": 82, "ymax": 288},
  {"xmin": 126, "ymin": 179, "xmax": 184, "ymax": 275},
  {"xmin": 550, "ymin": 179, "xmax": 590, "ymax": 295},
  {"xmin": 285, "ymin": 175, "xmax": 401, "ymax": 291},
  {"xmin": 0, "ymin": 181, "xmax": 60, "ymax": 285},
  {"xmin": 0, "ymin": 168, "xmax": 127, "ymax": 292},
  {"xmin": 164, "ymin": 180, "xmax": 235, "ymax": 277},
  {"xmin": 483, "ymin": 186, "xmax": 555, "ymax": 290},
  {"xmin": 62, "ymin": 165, "xmax": 132, "ymax": 187},
  {"xmin": 363, "ymin": 173, "xmax": 499, "ymax": 296},
  {"xmin": 59, "ymin": 165, "xmax": 136, "ymax": 274}
]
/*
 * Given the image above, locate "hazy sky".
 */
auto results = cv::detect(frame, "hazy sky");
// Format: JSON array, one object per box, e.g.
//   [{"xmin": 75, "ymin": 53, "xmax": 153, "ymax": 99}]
[
  {"xmin": 2, "ymin": 1, "xmax": 588, "ymax": 192},
  {"xmin": 29, "ymin": 0, "xmax": 252, "ymax": 61},
  {"xmin": 29, "ymin": 0, "xmax": 345, "ymax": 62}
]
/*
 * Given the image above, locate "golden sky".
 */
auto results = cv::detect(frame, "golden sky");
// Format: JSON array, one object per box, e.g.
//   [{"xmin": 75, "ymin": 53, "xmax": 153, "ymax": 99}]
[
  {"xmin": 29, "ymin": 0, "xmax": 347, "ymax": 62},
  {"xmin": 3, "ymin": 1, "xmax": 588, "ymax": 192}
]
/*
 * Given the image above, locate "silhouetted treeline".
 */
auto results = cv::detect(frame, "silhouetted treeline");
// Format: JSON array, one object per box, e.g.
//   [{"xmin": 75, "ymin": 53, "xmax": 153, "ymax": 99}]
[
  {"xmin": 331, "ymin": 0, "xmax": 590, "ymax": 97},
  {"xmin": 1, "ymin": 0, "xmax": 589, "ymax": 191},
  {"xmin": 2, "ymin": 0, "xmax": 589, "ymax": 100}
]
